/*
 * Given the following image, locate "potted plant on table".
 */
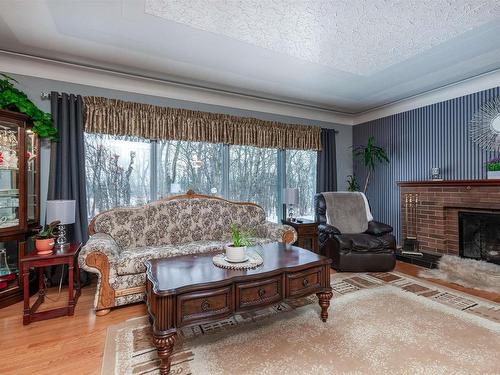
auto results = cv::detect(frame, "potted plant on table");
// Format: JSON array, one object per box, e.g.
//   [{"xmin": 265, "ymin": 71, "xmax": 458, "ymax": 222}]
[
  {"xmin": 34, "ymin": 221, "xmax": 60, "ymax": 254},
  {"xmin": 225, "ymin": 224, "xmax": 254, "ymax": 262},
  {"xmin": 485, "ymin": 157, "xmax": 500, "ymax": 179}
]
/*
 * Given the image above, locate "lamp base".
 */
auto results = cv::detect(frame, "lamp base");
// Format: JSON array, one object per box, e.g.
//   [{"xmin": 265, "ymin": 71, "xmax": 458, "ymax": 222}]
[
  {"xmin": 54, "ymin": 242, "xmax": 70, "ymax": 250},
  {"xmin": 55, "ymin": 224, "xmax": 69, "ymax": 250}
]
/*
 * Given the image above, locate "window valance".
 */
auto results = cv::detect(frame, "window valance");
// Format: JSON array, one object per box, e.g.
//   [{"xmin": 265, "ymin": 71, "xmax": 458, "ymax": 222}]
[{"xmin": 83, "ymin": 96, "xmax": 322, "ymax": 150}]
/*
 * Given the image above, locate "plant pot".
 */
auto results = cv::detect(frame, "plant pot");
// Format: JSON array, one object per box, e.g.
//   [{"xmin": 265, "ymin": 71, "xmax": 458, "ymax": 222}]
[
  {"xmin": 35, "ymin": 238, "xmax": 55, "ymax": 254},
  {"xmin": 225, "ymin": 244, "xmax": 246, "ymax": 262},
  {"xmin": 487, "ymin": 171, "xmax": 500, "ymax": 179}
]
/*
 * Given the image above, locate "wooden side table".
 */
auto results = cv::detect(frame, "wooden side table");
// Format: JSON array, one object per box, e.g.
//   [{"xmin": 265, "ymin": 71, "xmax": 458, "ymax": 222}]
[
  {"xmin": 21, "ymin": 242, "xmax": 82, "ymax": 325},
  {"xmin": 282, "ymin": 219, "xmax": 319, "ymax": 253}
]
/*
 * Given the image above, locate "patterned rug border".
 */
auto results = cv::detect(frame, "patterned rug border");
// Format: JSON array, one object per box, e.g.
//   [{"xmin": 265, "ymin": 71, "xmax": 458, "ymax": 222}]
[
  {"xmin": 102, "ymin": 271, "xmax": 500, "ymax": 374},
  {"xmin": 389, "ymin": 271, "xmax": 500, "ymax": 305},
  {"xmin": 331, "ymin": 271, "xmax": 500, "ymax": 309}
]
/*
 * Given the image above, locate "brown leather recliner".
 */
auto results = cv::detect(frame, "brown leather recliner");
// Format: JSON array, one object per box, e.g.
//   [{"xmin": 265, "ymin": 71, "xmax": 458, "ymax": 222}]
[{"xmin": 314, "ymin": 192, "xmax": 396, "ymax": 272}]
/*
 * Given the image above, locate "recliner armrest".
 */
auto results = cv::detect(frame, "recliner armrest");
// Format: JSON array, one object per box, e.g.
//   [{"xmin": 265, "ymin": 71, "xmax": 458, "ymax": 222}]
[
  {"xmin": 318, "ymin": 223, "xmax": 342, "ymax": 236},
  {"xmin": 365, "ymin": 221, "xmax": 393, "ymax": 236}
]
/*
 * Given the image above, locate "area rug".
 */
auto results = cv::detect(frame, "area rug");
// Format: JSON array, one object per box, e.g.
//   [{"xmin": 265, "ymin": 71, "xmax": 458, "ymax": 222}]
[
  {"xmin": 102, "ymin": 272, "xmax": 500, "ymax": 375},
  {"xmin": 420, "ymin": 255, "xmax": 500, "ymax": 294}
]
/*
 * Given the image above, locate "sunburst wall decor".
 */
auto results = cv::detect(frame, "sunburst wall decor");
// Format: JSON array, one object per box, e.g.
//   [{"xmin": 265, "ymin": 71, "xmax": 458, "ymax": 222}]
[{"xmin": 469, "ymin": 96, "xmax": 500, "ymax": 152}]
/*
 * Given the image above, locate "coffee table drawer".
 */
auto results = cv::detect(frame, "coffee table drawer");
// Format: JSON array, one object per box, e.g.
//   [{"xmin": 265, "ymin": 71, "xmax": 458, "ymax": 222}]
[
  {"xmin": 177, "ymin": 287, "xmax": 232, "ymax": 326},
  {"xmin": 286, "ymin": 267, "xmax": 323, "ymax": 297},
  {"xmin": 236, "ymin": 276, "xmax": 282, "ymax": 310}
]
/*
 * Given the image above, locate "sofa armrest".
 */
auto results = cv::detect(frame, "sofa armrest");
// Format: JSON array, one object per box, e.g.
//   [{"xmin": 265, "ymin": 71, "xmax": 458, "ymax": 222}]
[
  {"xmin": 79, "ymin": 233, "xmax": 121, "ymax": 312},
  {"xmin": 253, "ymin": 221, "xmax": 297, "ymax": 244},
  {"xmin": 365, "ymin": 221, "xmax": 393, "ymax": 236},
  {"xmin": 78, "ymin": 233, "xmax": 121, "ymax": 271}
]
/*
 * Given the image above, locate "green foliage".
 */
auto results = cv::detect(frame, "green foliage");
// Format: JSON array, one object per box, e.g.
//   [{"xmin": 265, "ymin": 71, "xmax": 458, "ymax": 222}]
[
  {"xmin": 229, "ymin": 224, "xmax": 254, "ymax": 247},
  {"xmin": 35, "ymin": 221, "xmax": 60, "ymax": 239},
  {"xmin": 0, "ymin": 73, "xmax": 57, "ymax": 140},
  {"xmin": 346, "ymin": 175, "xmax": 359, "ymax": 192},
  {"xmin": 486, "ymin": 162, "xmax": 500, "ymax": 171},
  {"xmin": 352, "ymin": 136, "xmax": 389, "ymax": 193},
  {"xmin": 353, "ymin": 136, "xmax": 390, "ymax": 170}
]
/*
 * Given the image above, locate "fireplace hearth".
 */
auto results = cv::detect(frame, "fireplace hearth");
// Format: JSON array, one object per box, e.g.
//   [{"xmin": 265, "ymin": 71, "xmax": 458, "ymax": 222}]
[{"xmin": 459, "ymin": 211, "xmax": 500, "ymax": 265}]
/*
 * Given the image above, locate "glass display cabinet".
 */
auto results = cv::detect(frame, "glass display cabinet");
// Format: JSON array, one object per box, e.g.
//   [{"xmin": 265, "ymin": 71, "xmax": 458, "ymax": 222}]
[{"xmin": 0, "ymin": 109, "xmax": 40, "ymax": 308}]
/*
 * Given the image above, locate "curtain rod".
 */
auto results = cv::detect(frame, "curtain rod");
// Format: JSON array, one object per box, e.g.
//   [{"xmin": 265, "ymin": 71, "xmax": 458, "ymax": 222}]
[{"xmin": 41, "ymin": 92, "xmax": 78, "ymax": 100}]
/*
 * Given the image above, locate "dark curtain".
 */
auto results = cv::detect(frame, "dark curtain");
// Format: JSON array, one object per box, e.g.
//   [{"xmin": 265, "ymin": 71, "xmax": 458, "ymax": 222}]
[
  {"xmin": 47, "ymin": 92, "xmax": 89, "ymax": 286},
  {"xmin": 316, "ymin": 128, "xmax": 337, "ymax": 193}
]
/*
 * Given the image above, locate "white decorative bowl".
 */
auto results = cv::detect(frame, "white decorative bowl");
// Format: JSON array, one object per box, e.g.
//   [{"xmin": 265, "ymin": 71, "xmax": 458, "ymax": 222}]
[{"xmin": 225, "ymin": 244, "xmax": 246, "ymax": 262}]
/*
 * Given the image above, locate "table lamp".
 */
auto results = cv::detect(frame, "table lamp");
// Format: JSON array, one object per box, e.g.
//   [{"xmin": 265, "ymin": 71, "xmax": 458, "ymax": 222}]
[
  {"xmin": 283, "ymin": 188, "xmax": 299, "ymax": 221},
  {"xmin": 46, "ymin": 200, "xmax": 75, "ymax": 249}
]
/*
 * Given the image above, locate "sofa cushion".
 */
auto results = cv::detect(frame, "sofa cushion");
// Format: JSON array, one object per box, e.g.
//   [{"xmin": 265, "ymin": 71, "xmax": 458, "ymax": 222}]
[
  {"xmin": 115, "ymin": 237, "xmax": 275, "ymax": 276},
  {"xmin": 116, "ymin": 240, "xmax": 225, "ymax": 275}
]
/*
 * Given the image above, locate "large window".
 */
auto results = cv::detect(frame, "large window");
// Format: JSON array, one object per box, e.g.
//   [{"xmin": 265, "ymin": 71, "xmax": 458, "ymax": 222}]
[
  {"xmin": 286, "ymin": 150, "xmax": 317, "ymax": 219},
  {"xmin": 84, "ymin": 133, "xmax": 151, "ymax": 218},
  {"xmin": 84, "ymin": 134, "xmax": 318, "ymax": 222},
  {"xmin": 229, "ymin": 145, "xmax": 278, "ymax": 222},
  {"xmin": 157, "ymin": 140, "xmax": 223, "ymax": 198}
]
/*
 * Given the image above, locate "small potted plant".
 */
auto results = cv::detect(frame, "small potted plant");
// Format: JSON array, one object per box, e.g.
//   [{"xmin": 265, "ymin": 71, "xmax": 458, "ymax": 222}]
[
  {"xmin": 225, "ymin": 224, "xmax": 254, "ymax": 262},
  {"xmin": 486, "ymin": 158, "xmax": 500, "ymax": 179},
  {"xmin": 34, "ymin": 220, "xmax": 60, "ymax": 254}
]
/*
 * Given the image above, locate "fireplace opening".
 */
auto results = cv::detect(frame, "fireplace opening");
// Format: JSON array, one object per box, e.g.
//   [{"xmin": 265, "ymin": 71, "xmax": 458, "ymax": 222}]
[{"xmin": 459, "ymin": 211, "xmax": 500, "ymax": 265}]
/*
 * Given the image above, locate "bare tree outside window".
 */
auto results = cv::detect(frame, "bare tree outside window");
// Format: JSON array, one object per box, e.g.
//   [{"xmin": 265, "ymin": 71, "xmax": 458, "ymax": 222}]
[
  {"xmin": 84, "ymin": 134, "xmax": 317, "ymax": 223},
  {"xmin": 157, "ymin": 140, "xmax": 223, "ymax": 198},
  {"xmin": 84, "ymin": 133, "xmax": 150, "ymax": 219},
  {"xmin": 229, "ymin": 145, "xmax": 278, "ymax": 222},
  {"xmin": 286, "ymin": 149, "xmax": 317, "ymax": 219}
]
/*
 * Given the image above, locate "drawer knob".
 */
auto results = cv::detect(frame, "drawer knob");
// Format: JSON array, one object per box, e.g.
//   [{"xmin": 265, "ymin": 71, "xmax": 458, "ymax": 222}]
[
  {"xmin": 201, "ymin": 299, "xmax": 210, "ymax": 312},
  {"xmin": 258, "ymin": 288, "xmax": 266, "ymax": 298},
  {"xmin": 303, "ymin": 278, "xmax": 309, "ymax": 287}
]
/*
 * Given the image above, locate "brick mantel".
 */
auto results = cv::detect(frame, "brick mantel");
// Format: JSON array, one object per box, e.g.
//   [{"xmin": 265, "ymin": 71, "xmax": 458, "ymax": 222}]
[
  {"xmin": 398, "ymin": 179, "xmax": 500, "ymax": 255},
  {"xmin": 398, "ymin": 179, "xmax": 500, "ymax": 187}
]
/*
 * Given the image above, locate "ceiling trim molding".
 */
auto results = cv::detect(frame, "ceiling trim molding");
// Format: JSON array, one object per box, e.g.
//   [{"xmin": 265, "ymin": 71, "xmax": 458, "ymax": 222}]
[
  {"xmin": 2, "ymin": 50, "xmax": 500, "ymax": 128},
  {"xmin": 0, "ymin": 50, "xmax": 353, "ymax": 125},
  {"xmin": 352, "ymin": 68, "xmax": 500, "ymax": 125}
]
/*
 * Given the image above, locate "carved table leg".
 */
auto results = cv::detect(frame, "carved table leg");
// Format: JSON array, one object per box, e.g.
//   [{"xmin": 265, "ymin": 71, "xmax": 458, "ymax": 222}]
[
  {"xmin": 317, "ymin": 291, "xmax": 333, "ymax": 322},
  {"xmin": 153, "ymin": 332, "xmax": 177, "ymax": 375}
]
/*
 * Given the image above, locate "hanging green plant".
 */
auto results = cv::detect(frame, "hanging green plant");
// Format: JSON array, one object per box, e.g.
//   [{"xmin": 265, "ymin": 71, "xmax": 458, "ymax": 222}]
[{"xmin": 0, "ymin": 73, "xmax": 57, "ymax": 140}]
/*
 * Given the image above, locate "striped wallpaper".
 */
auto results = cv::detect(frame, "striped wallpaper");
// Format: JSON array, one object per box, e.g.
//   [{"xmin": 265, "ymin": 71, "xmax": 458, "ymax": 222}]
[{"xmin": 353, "ymin": 86, "xmax": 500, "ymax": 244}]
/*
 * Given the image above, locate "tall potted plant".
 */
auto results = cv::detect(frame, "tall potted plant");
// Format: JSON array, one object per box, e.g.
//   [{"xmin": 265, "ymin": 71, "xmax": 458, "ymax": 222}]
[
  {"xmin": 0, "ymin": 73, "xmax": 57, "ymax": 139},
  {"xmin": 353, "ymin": 136, "xmax": 389, "ymax": 193}
]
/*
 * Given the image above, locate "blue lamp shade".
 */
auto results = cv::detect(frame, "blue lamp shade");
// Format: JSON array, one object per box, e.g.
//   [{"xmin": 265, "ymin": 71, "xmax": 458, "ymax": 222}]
[{"xmin": 46, "ymin": 200, "xmax": 76, "ymax": 225}]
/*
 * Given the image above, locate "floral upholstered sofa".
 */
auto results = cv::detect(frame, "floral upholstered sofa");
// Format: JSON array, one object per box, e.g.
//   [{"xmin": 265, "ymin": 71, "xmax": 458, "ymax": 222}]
[{"xmin": 78, "ymin": 191, "xmax": 297, "ymax": 315}]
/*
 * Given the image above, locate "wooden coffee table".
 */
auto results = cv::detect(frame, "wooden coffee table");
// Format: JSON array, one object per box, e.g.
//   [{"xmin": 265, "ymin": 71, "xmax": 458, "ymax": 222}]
[{"xmin": 145, "ymin": 242, "xmax": 333, "ymax": 374}]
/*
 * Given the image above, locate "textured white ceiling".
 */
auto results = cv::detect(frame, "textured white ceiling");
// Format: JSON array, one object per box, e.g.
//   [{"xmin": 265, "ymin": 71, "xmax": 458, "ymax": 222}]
[
  {"xmin": 145, "ymin": 0, "xmax": 500, "ymax": 76},
  {"xmin": 1, "ymin": 0, "xmax": 500, "ymax": 113}
]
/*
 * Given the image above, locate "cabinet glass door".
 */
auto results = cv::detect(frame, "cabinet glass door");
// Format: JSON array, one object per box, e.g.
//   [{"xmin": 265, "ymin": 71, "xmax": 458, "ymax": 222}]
[
  {"xmin": 0, "ymin": 122, "xmax": 20, "ymax": 230},
  {"xmin": 26, "ymin": 129, "xmax": 37, "ymax": 222},
  {"xmin": 0, "ymin": 240, "xmax": 20, "ymax": 294}
]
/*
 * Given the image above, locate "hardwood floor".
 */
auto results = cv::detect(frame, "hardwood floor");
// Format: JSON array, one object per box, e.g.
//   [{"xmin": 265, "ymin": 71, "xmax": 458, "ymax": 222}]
[{"xmin": 0, "ymin": 261, "xmax": 498, "ymax": 375}]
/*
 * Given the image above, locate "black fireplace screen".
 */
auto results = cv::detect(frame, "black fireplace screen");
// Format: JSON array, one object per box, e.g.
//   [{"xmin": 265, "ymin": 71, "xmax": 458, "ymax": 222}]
[{"xmin": 459, "ymin": 212, "xmax": 500, "ymax": 265}]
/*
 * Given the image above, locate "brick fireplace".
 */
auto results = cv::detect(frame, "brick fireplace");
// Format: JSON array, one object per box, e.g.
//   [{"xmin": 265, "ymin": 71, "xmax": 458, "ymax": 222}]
[{"xmin": 398, "ymin": 180, "xmax": 500, "ymax": 259}]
